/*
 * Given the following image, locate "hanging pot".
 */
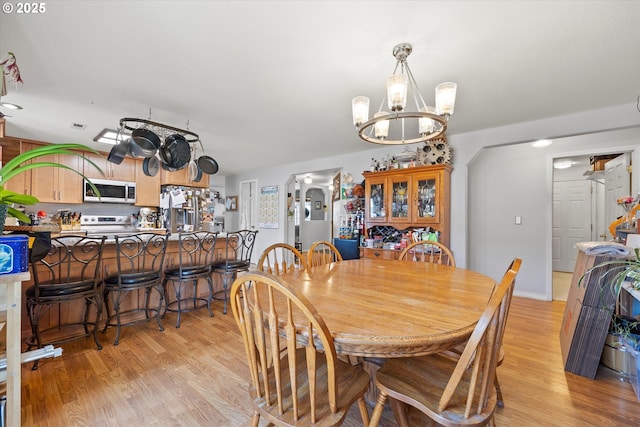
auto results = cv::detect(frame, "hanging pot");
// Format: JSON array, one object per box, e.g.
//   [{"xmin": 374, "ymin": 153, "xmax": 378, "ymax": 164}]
[
  {"xmin": 130, "ymin": 128, "xmax": 160, "ymax": 158},
  {"xmin": 192, "ymin": 164, "xmax": 203, "ymax": 183},
  {"xmin": 164, "ymin": 134, "xmax": 191, "ymax": 170},
  {"xmin": 142, "ymin": 156, "xmax": 160, "ymax": 177},
  {"xmin": 188, "ymin": 158, "xmax": 199, "ymax": 181},
  {"xmin": 107, "ymin": 138, "xmax": 131, "ymax": 164},
  {"xmin": 197, "ymin": 155, "xmax": 219, "ymax": 175}
]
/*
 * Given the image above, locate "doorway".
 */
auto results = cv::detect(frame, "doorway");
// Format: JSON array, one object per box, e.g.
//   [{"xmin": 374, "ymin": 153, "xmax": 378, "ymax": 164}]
[
  {"xmin": 551, "ymin": 152, "xmax": 629, "ymax": 301},
  {"xmin": 290, "ymin": 168, "xmax": 340, "ymax": 252}
]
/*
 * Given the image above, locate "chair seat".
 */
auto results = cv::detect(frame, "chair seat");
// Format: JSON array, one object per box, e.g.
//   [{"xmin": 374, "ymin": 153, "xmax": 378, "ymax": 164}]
[
  {"xmin": 26, "ymin": 281, "xmax": 96, "ymax": 298},
  {"xmin": 212, "ymin": 260, "xmax": 250, "ymax": 271},
  {"xmin": 375, "ymin": 353, "xmax": 497, "ymax": 426},
  {"xmin": 250, "ymin": 339, "xmax": 370, "ymax": 425},
  {"xmin": 164, "ymin": 265, "xmax": 210, "ymax": 278},
  {"xmin": 105, "ymin": 271, "xmax": 160, "ymax": 286}
]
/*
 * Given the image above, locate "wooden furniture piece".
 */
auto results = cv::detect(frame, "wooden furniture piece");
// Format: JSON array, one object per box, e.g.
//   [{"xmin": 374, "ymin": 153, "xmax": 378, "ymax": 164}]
[
  {"xmin": 230, "ymin": 271, "xmax": 370, "ymax": 426},
  {"xmin": 363, "ymin": 164, "xmax": 451, "ymax": 247},
  {"xmin": 257, "ymin": 243, "xmax": 306, "ymax": 275},
  {"xmin": 26, "ymin": 236, "xmax": 106, "ymax": 368},
  {"xmin": 162, "ymin": 232, "xmax": 218, "ymax": 328},
  {"xmin": 211, "ymin": 229, "xmax": 258, "ymax": 314},
  {"xmin": 278, "ymin": 258, "xmax": 495, "ymax": 357},
  {"xmin": 369, "ymin": 258, "xmax": 521, "ymax": 427},
  {"xmin": 275, "ymin": 258, "xmax": 496, "ymax": 405},
  {"xmin": 0, "ymin": 271, "xmax": 29, "ymax": 427},
  {"xmin": 102, "ymin": 233, "xmax": 169, "ymax": 345},
  {"xmin": 307, "ymin": 240, "xmax": 343, "ymax": 269},
  {"xmin": 398, "ymin": 240, "xmax": 456, "ymax": 266}
]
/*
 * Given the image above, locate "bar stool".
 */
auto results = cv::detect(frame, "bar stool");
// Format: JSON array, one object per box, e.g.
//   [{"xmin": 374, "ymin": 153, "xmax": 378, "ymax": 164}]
[
  {"xmin": 211, "ymin": 229, "xmax": 258, "ymax": 314},
  {"xmin": 26, "ymin": 235, "xmax": 106, "ymax": 369},
  {"xmin": 102, "ymin": 233, "xmax": 168, "ymax": 345},
  {"xmin": 162, "ymin": 231, "xmax": 218, "ymax": 328}
]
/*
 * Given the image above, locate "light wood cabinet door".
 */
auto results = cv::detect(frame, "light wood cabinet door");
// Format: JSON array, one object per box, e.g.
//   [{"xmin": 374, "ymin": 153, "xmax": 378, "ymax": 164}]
[
  {"xmin": 30, "ymin": 149, "xmax": 83, "ymax": 203},
  {"xmin": 388, "ymin": 173, "xmax": 412, "ymax": 226},
  {"xmin": 365, "ymin": 175, "xmax": 387, "ymax": 223},
  {"xmin": 135, "ymin": 159, "xmax": 161, "ymax": 207},
  {"xmin": 83, "ymin": 151, "xmax": 136, "ymax": 181},
  {"xmin": 160, "ymin": 166, "xmax": 210, "ymax": 188},
  {"xmin": 3, "ymin": 140, "xmax": 32, "ymax": 196}
]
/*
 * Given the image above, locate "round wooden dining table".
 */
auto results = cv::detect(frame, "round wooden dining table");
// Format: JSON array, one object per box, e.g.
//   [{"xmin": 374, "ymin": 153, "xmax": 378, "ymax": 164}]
[{"xmin": 279, "ymin": 257, "xmax": 497, "ymax": 358}]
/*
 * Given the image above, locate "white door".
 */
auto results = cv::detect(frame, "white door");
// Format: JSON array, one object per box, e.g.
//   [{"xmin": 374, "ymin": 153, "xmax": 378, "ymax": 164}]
[
  {"xmin": 552, "ymin": 180, "xmax": 592, "ymax": 272},
  {"xmin": 239, "ymin": 179, "xmax": 258, "ymax": 230},
  {"xmin": 604, "ymin": 153, "xmax": 631, "ymax": 238}
]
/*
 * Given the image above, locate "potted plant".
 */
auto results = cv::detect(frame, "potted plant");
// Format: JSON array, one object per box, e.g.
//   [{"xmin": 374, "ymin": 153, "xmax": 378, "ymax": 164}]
[{"xmin": 0, "ymin": 143, "xmax": 103, "ymax": 225}]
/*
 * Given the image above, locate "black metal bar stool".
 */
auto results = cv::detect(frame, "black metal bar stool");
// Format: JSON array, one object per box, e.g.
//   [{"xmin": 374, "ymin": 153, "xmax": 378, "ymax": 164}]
[
  {"xmin": 26, "ymin": 235, "xmax": 106, "ymax": 369},
  {"xmin": 162, "ymin": 231, "xmax": 218, "ymax": 328},
  {"xmin": 211, "ymin": 229, "xmax": 258, "ymax": 314},
  {"xmin": 102, "ymin": 233, "xmax": 168, "ymax": 345}
]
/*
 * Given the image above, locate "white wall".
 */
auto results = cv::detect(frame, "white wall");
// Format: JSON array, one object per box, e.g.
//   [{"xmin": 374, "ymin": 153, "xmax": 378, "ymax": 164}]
[
  {"xmin": 467, "ymin": 127, "xmax": 640, "ymax": 299},
  {"xmin": 224, "ymin": 102, "xmax": 640, "ymax": 298}
]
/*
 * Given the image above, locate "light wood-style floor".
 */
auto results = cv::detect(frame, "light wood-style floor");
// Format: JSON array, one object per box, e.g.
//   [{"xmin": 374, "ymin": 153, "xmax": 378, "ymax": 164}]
[{"xmin": 19, "ymin": 296, "xmax": 640, "ymax": 426}]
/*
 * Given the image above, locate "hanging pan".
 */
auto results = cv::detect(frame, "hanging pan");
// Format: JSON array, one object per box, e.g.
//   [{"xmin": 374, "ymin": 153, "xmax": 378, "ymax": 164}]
[
  {"xmin": 107, "ymin": 138, "xmax": 131, "ymax": 164},
  {"xmin": 130, "ymin": 128, "xmax": 160, "ymax": 158},
  {"xmin": 164, "ymin": 133, "xmax": 191, "ymax": 170},
  {"xmin": 142, "ymin": 156, "xmax": 160, "ymax": 177},
  {"xmin": 197, "ymin": 155, "xmax": 219, "ymax": 175}
]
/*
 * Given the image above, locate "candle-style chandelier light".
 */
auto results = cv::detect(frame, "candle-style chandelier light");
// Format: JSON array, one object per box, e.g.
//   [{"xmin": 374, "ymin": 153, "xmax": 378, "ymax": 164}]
[{"xmin": 352, "ymin": 43, "xmax": 457, "ymax": 145}]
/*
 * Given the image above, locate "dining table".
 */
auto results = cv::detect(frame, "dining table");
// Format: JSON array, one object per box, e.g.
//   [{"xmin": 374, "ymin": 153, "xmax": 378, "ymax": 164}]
[{"xmin": 278, "ymin": 257, "xmax": 497, "ymax": 403}]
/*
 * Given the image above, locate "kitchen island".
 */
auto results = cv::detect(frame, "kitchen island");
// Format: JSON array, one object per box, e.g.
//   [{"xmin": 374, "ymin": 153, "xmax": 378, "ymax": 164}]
[{"xmin": 19, "ymin": 232, "xmax": 230, "ymax": 341}]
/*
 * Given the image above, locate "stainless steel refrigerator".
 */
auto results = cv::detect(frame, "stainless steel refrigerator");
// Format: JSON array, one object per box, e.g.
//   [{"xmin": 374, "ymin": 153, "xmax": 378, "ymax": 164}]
[{"xmin": 161, "ymin": 185, "xmax": 212, "ymax": 233}]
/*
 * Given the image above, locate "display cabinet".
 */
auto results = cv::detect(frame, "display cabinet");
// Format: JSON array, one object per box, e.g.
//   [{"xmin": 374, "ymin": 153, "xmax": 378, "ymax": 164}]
[{"xmin": 363, "ymin": 164, "xmax": 451, "ymax": 246}]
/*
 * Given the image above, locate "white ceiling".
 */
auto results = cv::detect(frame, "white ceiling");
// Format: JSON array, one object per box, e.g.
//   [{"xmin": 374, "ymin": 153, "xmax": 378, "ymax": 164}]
[{"xmin": 1, "ymin": 1, "xmax": 639, "ymax": 177}]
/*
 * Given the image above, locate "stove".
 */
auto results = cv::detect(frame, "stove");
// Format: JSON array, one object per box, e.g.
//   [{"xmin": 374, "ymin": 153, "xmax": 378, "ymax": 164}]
[{"xmin": 80, "ymin": 215, "xmax": 137, "ymax": 239}]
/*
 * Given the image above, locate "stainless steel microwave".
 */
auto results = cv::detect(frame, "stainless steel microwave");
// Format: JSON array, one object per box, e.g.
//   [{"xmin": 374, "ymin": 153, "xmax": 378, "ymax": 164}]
[{"xmin": 84, "ymin": 179, "xmax": 136, "ymax": 203}]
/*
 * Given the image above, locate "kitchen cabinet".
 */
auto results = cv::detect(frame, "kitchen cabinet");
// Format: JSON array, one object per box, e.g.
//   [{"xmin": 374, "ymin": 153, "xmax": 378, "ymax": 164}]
[
  {"xmin": 83, "ymin": 151, "xmax": 136, "ymax": 181},
  {"xmin": 161, "ymin": 166, "xmax": 210, "ymax": 188},
  {"xmin": 1, "ymin": 138, "xmax": 30, "ymax": 196},
  {"xmin": 135, "ymin": 159, "xmax": 161, "ymax": 207},
  {"xmin": 363, "ymin": 164, "xmax": 451, "ymax": 247},
  {"xmin": 30, "ymin": 142, "xmax": 84, "ymax": 203}
]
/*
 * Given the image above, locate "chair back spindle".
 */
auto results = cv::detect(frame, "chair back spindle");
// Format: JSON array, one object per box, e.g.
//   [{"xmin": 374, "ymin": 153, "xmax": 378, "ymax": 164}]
[{"xmin": 231, "ymin": 271, "xmax": 370, "ymax": 426}]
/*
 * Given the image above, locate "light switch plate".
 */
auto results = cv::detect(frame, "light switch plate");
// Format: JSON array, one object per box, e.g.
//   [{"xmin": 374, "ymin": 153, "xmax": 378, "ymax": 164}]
[{"xmin": 515, "ymin": 216, "xmax": 522, "ymax": 225}]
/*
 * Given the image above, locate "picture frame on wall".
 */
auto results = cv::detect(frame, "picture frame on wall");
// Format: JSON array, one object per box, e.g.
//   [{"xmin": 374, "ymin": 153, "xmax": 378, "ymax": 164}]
[{"xmin": 226, "ymin": 196, "xmax": 238, "ymax": 211}]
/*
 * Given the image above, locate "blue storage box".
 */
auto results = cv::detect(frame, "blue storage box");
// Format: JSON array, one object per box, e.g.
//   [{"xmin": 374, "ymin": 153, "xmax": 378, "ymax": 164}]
[{"xmin": 0, "ymin": 235, "xmax": 29, "ymax": 274}]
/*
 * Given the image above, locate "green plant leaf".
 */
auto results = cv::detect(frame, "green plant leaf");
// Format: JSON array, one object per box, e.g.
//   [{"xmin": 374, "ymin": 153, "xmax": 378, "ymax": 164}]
[{"xmin": 7, "ymin": 206, "xmax": 31, "ymax": 224}]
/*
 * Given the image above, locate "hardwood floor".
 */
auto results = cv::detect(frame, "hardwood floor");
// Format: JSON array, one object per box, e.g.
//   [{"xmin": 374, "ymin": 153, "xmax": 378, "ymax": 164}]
[{"xmin": 19, "ymin": 297, "xmax": 640, "ymax": 426}]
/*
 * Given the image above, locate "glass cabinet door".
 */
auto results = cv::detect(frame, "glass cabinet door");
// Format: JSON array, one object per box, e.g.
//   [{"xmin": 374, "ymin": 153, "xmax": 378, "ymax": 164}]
[
  {"xmin": 367, "ymin": 180, "xmax": 386, "ymax": 220},
  {"xmin": 415, "ymin": 175, "xmax": 438, "ymax": 221},
  {"xmin": 390, "ymin": 177, "xmax": 410, "ymax": 221}
]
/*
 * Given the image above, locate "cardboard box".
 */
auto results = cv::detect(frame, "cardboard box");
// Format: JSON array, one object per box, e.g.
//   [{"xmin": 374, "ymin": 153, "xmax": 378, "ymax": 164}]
[{"xmin": 560, "ymin": 250, "xmax": 619, "ymax": 378}]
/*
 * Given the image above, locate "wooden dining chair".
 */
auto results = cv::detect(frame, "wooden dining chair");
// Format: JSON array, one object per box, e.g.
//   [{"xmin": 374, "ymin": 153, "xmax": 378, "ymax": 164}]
[
  {"xmin": 230, "ymin": 271, "xmax": 370, "ymax": 426},
  {"xmin": 257, "ymin": 243, "xmax": 307, "ymax": 275},
  {"xmin": 308, "ymin": 240, "xmax": 343, "ymax": 269},
  {"xmin": 369, "ymin": 257, "xmax": 521, "ymax": 427},
  {"xmin": 398, "ymin": 240, "xmax": 455, "ymax": 266}
]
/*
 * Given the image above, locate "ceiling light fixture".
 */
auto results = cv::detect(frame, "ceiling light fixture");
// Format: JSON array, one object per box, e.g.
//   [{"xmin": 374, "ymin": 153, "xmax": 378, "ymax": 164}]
[
  {"xmin": 0, "ymin": 101, "xmax": 23, "ymax": 110},
  {"xmin": 531, "ymin": 139, "xmax": 553, "ymax": 148},
  {"xmin": 352, "ymin": 43, "xmax": 457, "ymax": 145},
  {"xmin": 93, "ymin": 128, "xmax": 131, "ymax": 145},
  {"xmin": 303, "ymin": 176, "xmax": 313, "ymax": 184},
  {"xmin": 553, "ymin": 160, "xmax": 574, "ymax": 169}
]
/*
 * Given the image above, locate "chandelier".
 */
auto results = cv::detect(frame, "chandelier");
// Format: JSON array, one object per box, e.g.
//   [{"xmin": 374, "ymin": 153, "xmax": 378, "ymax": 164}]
[{"xmin": 352, "ymin": 43, "xmax": 457, "ymax": 145}]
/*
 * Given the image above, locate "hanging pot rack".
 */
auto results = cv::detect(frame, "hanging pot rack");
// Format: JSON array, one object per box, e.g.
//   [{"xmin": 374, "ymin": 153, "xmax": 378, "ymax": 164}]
[{"xmin": 119, "ymin": 117, "xmax": 201, "ymax": 145}]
